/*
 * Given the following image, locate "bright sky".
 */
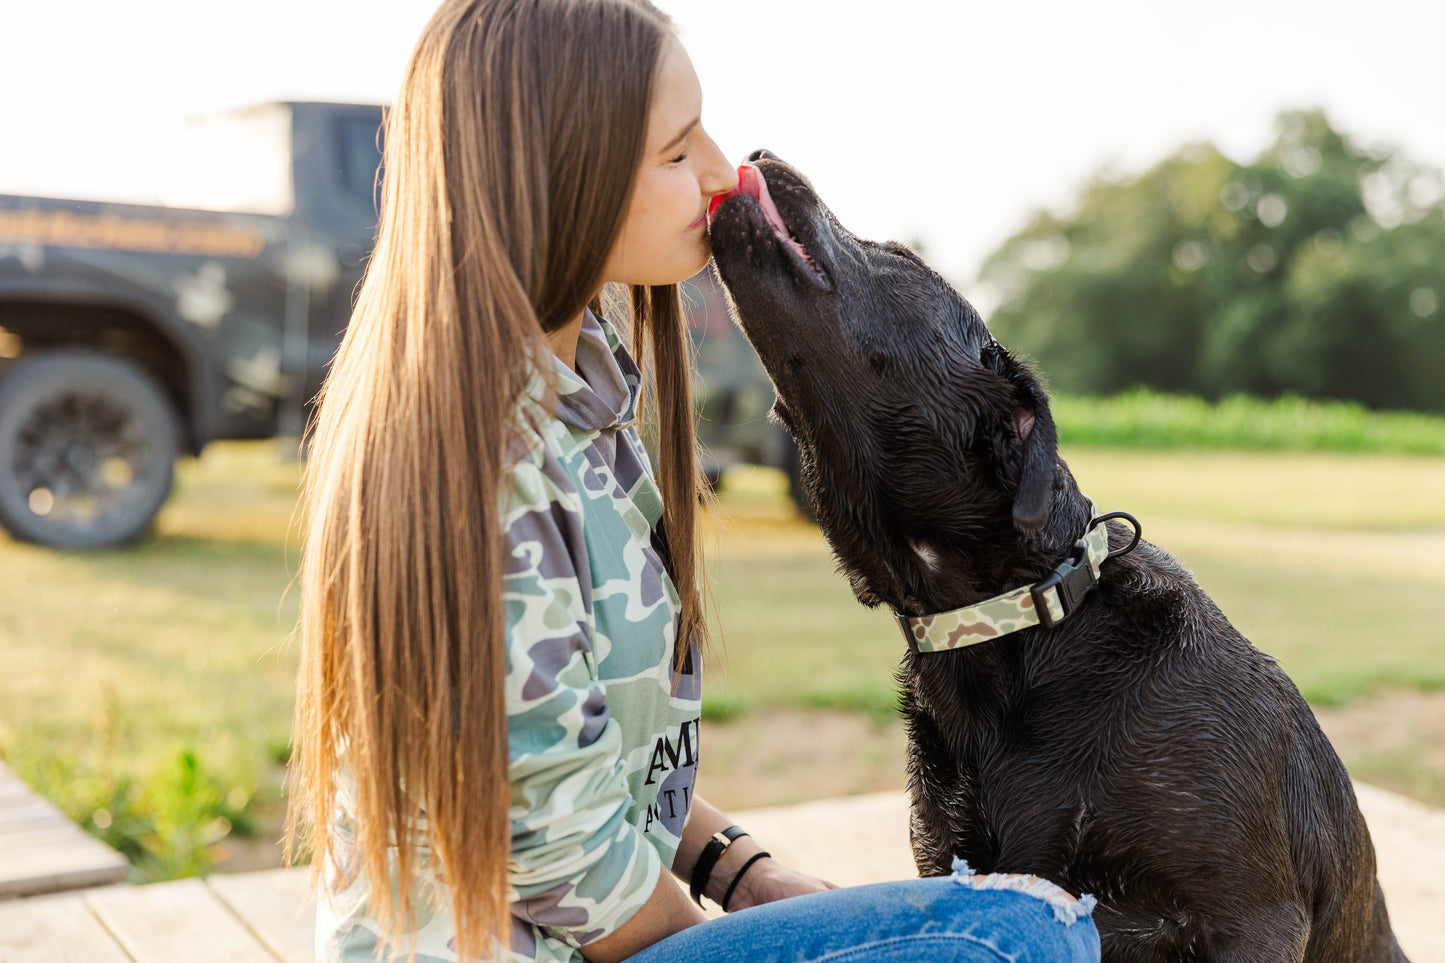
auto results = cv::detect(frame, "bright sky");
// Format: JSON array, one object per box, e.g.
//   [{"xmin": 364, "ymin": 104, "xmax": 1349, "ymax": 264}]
[{"xmin": 4, "ymin": 0, "xmax": 1443, "ymax": 287}]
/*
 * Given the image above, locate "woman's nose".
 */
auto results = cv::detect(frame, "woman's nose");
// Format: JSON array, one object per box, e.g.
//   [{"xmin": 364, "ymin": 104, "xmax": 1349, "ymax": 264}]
[
  {"xmin": 701, "ymin": 132, "xmax": 738, "ymax": 194},
  {"xmin": 747, "ymin": 148, "xmax": 779, "ymax": 163}
]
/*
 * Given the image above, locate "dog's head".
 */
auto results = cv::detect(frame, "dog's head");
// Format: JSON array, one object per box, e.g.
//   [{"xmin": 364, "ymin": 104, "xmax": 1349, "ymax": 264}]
[{"xmin": 708, "ymin": 152, "xmax": 1066, "ymax": 608}]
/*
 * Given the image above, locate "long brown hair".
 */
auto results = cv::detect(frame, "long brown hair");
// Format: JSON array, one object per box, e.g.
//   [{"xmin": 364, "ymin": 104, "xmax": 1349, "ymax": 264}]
[{"xmin": 286, "ymin": 0, "xmax": 706, "ymax": 957}]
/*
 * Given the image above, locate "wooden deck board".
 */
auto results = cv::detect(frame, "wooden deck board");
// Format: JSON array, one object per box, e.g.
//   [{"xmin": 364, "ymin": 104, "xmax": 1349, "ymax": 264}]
[
  {"xmin": 1352, "ymin": 783, "xmax": 1445, "ymax": 962},
  {"xmin": 0, "ymin": 763, "xmax": 127, "ymax": 899},
  {"xmin": 0, "ymin": 797, "xmax": 76, "ymax": 825},
  {"xmin": 206, "ymin": 869, "xmax": 314, "ymax": 963},
  {"xmin": 0, "ymin": 824, "xmax": 117, "ymax": 852},
  {"xmin": 0, "ymin": 780, "xmax": 1440, "ymax": 962},
  {"xmin": 0, "ymin": 892, "xmax": 135, "ymax": 963},
  {"xmin": 85, "ymin": 878, "xmax": 285, "ymax": 963}
]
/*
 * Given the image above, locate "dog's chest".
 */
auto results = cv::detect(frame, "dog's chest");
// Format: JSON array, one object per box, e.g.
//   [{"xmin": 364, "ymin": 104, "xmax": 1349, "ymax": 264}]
[{"xmin": 903, "ymin": 668, "xmax": 1106, "ymax": 874}]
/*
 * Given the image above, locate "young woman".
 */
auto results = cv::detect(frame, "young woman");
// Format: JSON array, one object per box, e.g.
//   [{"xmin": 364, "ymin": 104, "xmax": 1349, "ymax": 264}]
[{"xmin": 287, "ymin": 1, "xmax": 1102, "ymax": 960}]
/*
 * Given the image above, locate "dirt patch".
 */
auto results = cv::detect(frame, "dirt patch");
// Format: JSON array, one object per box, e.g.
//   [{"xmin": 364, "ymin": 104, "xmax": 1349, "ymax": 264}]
[
  {"xmin": 1313, "ymin": 688, "xmax": 1445, "ymax": 807},
  {"xmin": 696, "ymin": 709, "xmax": 908, "ymax": 811},
  {"xmin": 697, "ymin": 690, "xmax": 1445, "ymax": 813}
]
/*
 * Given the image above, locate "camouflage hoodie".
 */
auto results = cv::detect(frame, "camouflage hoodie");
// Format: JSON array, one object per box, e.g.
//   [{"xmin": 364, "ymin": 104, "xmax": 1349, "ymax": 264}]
[{"xmin": 317, "ymin": 309, "xmax": 703, "ymax": 961}]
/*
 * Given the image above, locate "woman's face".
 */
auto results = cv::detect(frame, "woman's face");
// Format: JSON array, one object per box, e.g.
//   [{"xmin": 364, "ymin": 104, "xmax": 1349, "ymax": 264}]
[{"xmin": 602, "ymin": 35, "xmax": 737, "ymax": 287}]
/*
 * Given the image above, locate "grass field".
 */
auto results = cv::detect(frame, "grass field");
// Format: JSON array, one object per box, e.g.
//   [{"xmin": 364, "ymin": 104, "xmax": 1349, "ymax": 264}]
[
  {"xmin": 1054, "ymin": 390, "xmax": 1445, "ymax": 454},
  {"xmin": 0, "ymin": 443, "xmax": 303, "ymax": 878},
  {"xmin": 704, "ymin": 449, "xmax": 1445, "ymax": 714},
  {"xmin": 0, "ymin": 440, "xmax": 1441, "ymax": 879}
]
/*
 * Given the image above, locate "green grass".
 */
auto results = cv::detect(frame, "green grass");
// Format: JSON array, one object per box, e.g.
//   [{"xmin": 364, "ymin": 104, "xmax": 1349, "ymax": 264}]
[
  {"xmin": 0, "ymin": 442, "xmax": 302, "ymax": 880},
  {"xmin": 1054, "ymin": 390, "xmax": 1445, "ymax": 454},
  {"xmin": 0, "ymin": 438, "xmax": 1441, "ymax": 880},
  {"xmin": 707, "ymin": 452, "xmax": 1445, "ymax": 717},
  {"xmin": 1064, "ymin": 448, "xmax": 1445, "ymax": 706},
  {"xmin": 1061, "ymin": 448, "xmax": 1445, "ymax": 530},
  {"xmin": 701, "ymin": 509, "xmax": 902, "ymax": 723}
]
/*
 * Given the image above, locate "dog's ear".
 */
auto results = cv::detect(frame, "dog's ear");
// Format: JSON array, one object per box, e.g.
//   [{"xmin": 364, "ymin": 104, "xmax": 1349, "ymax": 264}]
[
  {"xmin": 995, "ymin": 349, "xmax": 1057, "ymax": 532},
  {"xmin": 1013, "ymin": 396, "xmax": 1057, "ymax": 531}
]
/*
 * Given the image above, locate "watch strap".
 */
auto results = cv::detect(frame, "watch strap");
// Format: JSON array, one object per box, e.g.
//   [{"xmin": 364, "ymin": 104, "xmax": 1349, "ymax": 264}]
[{"xmin": 688, "ymin": 825, "xmax": 749, "ymax": 906}]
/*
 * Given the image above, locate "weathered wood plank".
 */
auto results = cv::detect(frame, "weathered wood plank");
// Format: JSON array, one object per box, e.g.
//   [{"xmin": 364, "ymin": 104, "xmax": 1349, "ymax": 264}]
[
  {"xmin": 0, "ymin": 891, "xmax": 135, "ymax": 963},
  {"xmin": 0, "ymin": 797, "xmax": 70, "ymax": 825},
  {"xmin": 85, "ymin": 878, "xmax": 283, "ymax": 963},
  {"xmin": 0, "ymin": 781, "xmax": 41, "ymax": 805},
  {"xmin": 0, "ymin": 842, "xmax": 130, "ymax": 900},
  {"xmin": 207, "ymin": 869, "xmax": 314, "ymax": 963},
  {"xmin": 0, "ymin": 763, "xmax": 127, "ymax": 898},
  {"xmin": 0, "ymin": 824, "xmax": 111, "ymax": 852},
  {"xmin": 1354, "ymin": 783, "xmax": 1445, "ymax": 963}
]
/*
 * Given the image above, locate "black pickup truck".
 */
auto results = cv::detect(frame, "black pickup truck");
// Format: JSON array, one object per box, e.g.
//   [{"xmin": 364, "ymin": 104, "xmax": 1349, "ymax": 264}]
[
  {"xmin": 0, "ymin": 101, "xmax": 385, "ymax": 547},
  {"xmin": 0, "ymin": 101, "xmax": 806, "ymax": 549}
]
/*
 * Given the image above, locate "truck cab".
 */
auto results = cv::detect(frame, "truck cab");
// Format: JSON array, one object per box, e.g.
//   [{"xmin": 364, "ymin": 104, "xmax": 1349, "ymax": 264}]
[{"xmin": 0, "ymin": 102, "xmax": 384, "ymax": 547}]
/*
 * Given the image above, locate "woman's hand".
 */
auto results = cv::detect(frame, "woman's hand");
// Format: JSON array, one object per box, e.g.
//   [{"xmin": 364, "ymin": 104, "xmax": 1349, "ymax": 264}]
[
  {"xmin": 677, "ymin": 796, "xmax": 838, "ymax": 913},
  {"xmin": 721, "ymin": 857, "xmax": 837, "ymax": 912}
]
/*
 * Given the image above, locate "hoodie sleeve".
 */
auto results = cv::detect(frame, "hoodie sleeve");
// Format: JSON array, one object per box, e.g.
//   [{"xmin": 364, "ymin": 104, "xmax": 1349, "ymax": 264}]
[{"xmin": 500, "ymin": 448, "xmax": 663, "ymax": 949}]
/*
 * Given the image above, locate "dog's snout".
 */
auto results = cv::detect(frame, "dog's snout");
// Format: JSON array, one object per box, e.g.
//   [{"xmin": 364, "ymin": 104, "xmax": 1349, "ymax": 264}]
[{"xmin": 747, "ymin": 148, "xmax": 779, "ymax": 163}]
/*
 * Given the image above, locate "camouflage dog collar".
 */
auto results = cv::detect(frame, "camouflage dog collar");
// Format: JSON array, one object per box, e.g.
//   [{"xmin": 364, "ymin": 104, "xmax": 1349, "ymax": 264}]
[{"xmin": 898, "ymin": 502, "xmax": 1140, "ymax": 654}]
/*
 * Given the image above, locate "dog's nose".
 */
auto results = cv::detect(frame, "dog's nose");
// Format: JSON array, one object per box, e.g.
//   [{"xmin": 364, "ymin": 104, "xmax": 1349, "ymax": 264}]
[{"xmin": 747, "ymin": 148, "xmax": 779, "ymax": 163}]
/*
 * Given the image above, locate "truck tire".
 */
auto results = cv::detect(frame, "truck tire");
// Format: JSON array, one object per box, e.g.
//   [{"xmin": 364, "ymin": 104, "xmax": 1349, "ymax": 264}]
[{"xmin": 0, "ymin": 352, "xmax": 180, "ymax": 549}]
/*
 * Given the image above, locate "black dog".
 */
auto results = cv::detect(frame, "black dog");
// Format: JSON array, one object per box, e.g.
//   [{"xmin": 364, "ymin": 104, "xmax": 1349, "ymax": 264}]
[{"xmin": 707, "ymin": 151, "xmax": 1407, "ymax": 962}]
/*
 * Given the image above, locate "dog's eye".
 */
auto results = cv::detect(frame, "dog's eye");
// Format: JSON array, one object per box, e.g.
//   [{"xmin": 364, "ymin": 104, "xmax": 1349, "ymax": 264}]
[{"xmin": 868, "ymin": 351, "xmax": 888, "ymax": 375}]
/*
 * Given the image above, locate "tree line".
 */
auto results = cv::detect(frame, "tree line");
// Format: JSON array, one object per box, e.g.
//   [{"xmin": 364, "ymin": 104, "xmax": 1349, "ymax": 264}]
[{"xmin": 980, "ymin": 110, "xmax": 1445, "ymax": 412}]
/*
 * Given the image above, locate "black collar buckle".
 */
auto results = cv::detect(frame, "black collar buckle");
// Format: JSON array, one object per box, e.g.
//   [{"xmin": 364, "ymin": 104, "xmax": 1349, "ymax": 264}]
[
  {"xmin": 1030, "ymin": 538, "xmax": 1098, "ymax": 630},
  {"xmin": 895, "ymin": 611, "xmax": 921, "ymax": 652}
]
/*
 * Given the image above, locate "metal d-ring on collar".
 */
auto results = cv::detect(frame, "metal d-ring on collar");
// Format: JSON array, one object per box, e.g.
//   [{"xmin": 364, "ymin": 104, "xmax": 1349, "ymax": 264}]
[{"xmin": 896, "ymin": 502, "xmax": 1142, "ymax": 654}]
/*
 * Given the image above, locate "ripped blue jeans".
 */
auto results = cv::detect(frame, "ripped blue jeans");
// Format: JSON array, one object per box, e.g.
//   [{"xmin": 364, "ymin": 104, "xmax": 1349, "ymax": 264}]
[{"xmin": 624, "ymin": 862, "xmax": 1101, "ymax": 962}]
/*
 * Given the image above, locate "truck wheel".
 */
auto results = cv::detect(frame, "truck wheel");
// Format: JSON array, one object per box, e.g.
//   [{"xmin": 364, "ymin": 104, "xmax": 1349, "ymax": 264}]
[{"xmin": 0, "ymin": 352, "xmax": 180, "ymax": 549}]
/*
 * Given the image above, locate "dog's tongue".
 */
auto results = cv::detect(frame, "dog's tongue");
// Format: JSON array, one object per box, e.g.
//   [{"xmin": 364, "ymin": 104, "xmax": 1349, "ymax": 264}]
[
  {"xmin": 710, "ymin": 162, "xmax": 812, "ymax": 266},
  {"xmin": 711, "ymin": 162, "xmax": 785, "ymax": 230}
]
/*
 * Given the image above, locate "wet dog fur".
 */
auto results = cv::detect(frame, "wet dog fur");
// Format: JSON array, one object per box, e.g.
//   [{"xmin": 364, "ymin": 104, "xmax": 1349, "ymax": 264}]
[{"xmin": 706, "ymin": 151, "xmax": 1407, "ymax": 962}]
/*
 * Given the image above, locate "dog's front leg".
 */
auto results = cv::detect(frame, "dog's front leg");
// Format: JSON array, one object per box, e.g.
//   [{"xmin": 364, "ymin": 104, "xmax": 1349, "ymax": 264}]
[
  {"xmin": 902, "ymin": 701, "xmax": 992, "ymax": 876},
  {"xmin": 1196, "ymin": 902, "xmax": 1310, "ymax": 963}
]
